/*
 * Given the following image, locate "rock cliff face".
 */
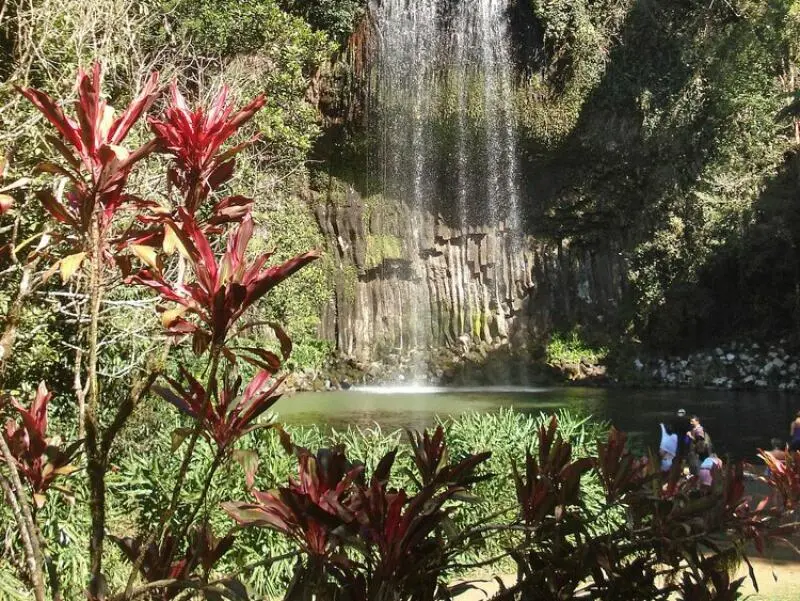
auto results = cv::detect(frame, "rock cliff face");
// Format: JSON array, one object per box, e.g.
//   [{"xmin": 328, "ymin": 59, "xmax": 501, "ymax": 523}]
[{"xmin": 313, "ymin": 182, "xmax": 627, "ymax": 363}]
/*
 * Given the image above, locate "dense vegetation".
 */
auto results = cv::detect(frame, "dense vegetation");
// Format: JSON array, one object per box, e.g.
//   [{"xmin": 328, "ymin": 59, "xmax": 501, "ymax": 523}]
[
  {"xmin": 3, "ymin": 3, "xmax": 800, "ymax": 597},
  {"xmin": 510, "ymin": 0, "xmax": 800, "ymax": 348},
  {"xmin": 5, "ymin": 0, "xmax": 800, "ymax": 376},
  {"xmin": 319, "ymin": 0, "xmax": 800, "ymax": 354},
  {"xmin": 0, "ymin": 0, "xmax": 358, "ymax": 393},
  {"xmin": 0, "ymin": 409, "xmax": 604, "ymax": 599}
]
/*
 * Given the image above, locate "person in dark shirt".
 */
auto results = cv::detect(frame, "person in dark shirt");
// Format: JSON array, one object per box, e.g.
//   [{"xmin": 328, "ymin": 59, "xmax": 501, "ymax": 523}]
[
  {"xmin": 672, "ymin": 409, "xmax": 692, "ymax": 459},
  {"xmin": 687, "ymin": 415, "xmax": 712, "ymax": 475}
]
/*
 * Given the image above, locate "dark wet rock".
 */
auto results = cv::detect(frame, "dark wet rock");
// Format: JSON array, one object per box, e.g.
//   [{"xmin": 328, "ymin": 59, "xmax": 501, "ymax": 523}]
[{"xmin": 315, "ymin": 184, "xmax": 625, "ymax": 364}]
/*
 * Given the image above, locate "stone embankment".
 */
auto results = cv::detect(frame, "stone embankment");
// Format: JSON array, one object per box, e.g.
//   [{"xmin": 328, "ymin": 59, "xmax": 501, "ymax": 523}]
[{"xmin": 631, "ymin": 341, "xmax": 800, "ymax": 391}]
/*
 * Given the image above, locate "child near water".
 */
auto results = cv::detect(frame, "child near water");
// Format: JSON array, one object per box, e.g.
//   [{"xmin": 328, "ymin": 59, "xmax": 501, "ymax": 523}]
[{"xmin": 698, "ymin": 450, "xmax": 722, "ymax": 487}]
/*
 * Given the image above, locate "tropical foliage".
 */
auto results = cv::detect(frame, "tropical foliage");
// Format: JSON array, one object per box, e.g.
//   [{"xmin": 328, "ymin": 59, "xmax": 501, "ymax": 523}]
[
  {"xmin": 1, "ymin": 62, "xmax": 321, "ymax": 601},
  {"xmin": 6, "ymin": 0, "xmax": 800, "ymax": 597}
]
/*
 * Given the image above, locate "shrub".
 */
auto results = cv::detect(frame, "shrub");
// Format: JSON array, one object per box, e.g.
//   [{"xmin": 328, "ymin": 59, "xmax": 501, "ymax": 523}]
[
  {"xmin": 1, "ymin": 63, "xmax": 318, "ymax": 601},
  {"xmin": 545, "ymin": 330, "xmax": 608, "ymax": 366}
]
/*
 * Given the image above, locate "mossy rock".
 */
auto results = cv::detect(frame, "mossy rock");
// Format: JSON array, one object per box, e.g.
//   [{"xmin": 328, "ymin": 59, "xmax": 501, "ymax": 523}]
[{"xmin": 365, "ymin": 234, "xmax": 405, "ymax": 268}]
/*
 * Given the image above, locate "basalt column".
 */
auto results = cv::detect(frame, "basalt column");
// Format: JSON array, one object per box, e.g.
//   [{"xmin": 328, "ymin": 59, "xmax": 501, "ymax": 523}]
[{"xmin": 317, "ymin": 0, "xmax": 625, "ymax": 364}]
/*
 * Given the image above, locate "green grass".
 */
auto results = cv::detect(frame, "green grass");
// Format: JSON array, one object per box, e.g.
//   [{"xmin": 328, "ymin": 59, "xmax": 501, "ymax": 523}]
[{"xmin": 545, "ymin": 330, "xmax": 609, "ymax": 366}]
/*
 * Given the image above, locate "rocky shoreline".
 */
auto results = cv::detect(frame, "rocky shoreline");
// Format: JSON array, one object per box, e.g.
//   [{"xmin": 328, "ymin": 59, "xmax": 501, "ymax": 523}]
[
  {"xmin": 627, "ymin": 340, "xmax": 800, "ymax": 392},
  {"xmin": 284, "ymin": 339, "xmax": 800, "ymax": 394}
]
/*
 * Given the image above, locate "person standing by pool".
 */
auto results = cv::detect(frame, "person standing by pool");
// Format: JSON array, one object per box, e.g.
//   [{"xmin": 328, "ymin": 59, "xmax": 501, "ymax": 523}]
[
  {"xmin": 688, "ymin": 415, "xmax": 706, "ymax": 441},
  {"xmin": 687, "ymin": 415, "xmax": 711, "ymax": 475},
  {"xmin": 659, "ymin": 422, "xmax": 678, "ymax": 473},
  {"xmin": 672, "ymin": 409, "xmax": 692, "ymax": 460},
  {"xmin": 698, "ymin": 450, "xmax": 722, "ymax": 488},
  {"xmin": 790, "ymin": 410, "xmax": 800, "ymax": 451}
]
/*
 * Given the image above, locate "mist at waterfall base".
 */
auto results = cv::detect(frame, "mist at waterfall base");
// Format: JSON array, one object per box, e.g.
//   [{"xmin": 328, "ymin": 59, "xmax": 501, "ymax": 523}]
[{"xmin": 279, "ymin": 386, "xmax": 798, "ymax": 461}]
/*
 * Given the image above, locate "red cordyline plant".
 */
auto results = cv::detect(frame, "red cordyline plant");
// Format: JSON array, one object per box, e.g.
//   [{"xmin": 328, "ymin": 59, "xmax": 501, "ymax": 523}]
[
  {"xmin": 341, "ymin": 457, "xmax": 490, "ymax": 601},
  {"xmin": 110, "ymin": 523, "xmax": 236, "ymax": 601},
  {"xmin": 495, "ymin": 421, "xmax": 800, "ymax": 601},
  {"xmin": 407, "ymin": 425, "xmax": 491, "ymax": 491},
  {"xmin": 511, "ymin": 417, "xmax": 594, "ymax": 527},
  {"xmin": 6, "ymin": 61, "xmax": 320, "ymax": 601},
  {"xmin": 154, "ymin": 366, "xmax": 286, "ymax": 449},
  {"xmin": 595, "ymin": 426, "xmax": 650, "ymax": 502},
  {"xmin": 224, "ymin": 432, "xmax": 492, "ymax": 601},
  {"xmin": 148, "ymin": 83, "xmax": 266, "ymax": 217},
  {"xmin": 2, "ymin": 382, "xmax": 81, "ymax": 507},
  {"xmin": 17, "ymin": 64, "xmax": 159, "ymax": 244},
  {"xmin": 407, "ymin": 426, "xmax": 447, "ymax": 487},
  {"xmin": 8, "ymin": 62, "xmax": 165, "ymax": 601},
  {"xmin": 759, "ymin": 449, "xmax": 800, "ymax": 510},
  {"xmin": 224, "ymin": 446, "xmax": 365, "ymax": 558},
  {"xmin": 129, "ymin": 211, "xmax": 319, "ymax": 354}
]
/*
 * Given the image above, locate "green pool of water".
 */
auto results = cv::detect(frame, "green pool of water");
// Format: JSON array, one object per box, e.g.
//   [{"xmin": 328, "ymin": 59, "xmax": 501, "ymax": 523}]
[{"xmin": 277, "ymin": 385, "xmax": 800, "ymax": 461}]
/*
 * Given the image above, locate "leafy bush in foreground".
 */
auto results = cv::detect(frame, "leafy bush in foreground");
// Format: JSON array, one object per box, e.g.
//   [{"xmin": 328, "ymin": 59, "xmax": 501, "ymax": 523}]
[{"xmin": 1, "ymin": 62, "xmax": 317, "ymax": 601}]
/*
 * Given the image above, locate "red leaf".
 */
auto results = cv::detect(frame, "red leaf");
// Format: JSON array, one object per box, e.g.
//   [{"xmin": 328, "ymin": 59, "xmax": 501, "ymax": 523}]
[
  {"xmin": 108, "ymin": 71, "xmax": 161, "ymax": 144},
  {"xmin": 269, "ymin": 323, "xmax": 293, "ymax": 361},
  {"xmin": 35, "ymin": 189, "xmax": 77, "ymax": 226},
  {"xmin": 16, "ymin": 87, "xmax": 83, "ymax": 150},
  {"xmin": 233, "ymin": 449, "xmax": 260, "ymax": 490},
  {"xmin": 245, "ymin": 250, "xmax": 321, "ymax": 310}
]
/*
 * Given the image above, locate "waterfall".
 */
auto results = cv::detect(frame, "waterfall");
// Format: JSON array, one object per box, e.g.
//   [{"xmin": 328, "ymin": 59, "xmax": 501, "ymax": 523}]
[
  {"xmin": 372, "ymin": 0, "xmax": 520, "ymax": 227},
  {"xmin": 361, "ymin": 0, "xmax": 524, "ymax": 364}
]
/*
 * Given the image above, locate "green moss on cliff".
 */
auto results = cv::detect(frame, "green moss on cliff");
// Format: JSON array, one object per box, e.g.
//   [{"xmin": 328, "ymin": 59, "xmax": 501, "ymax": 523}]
[{"xmin": 365, "ymin": 234, "xmax": 405, "ymax": 268}]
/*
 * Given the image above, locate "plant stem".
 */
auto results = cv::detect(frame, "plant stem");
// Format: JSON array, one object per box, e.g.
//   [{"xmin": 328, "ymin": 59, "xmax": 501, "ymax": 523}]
[
  {"xmin": 86, "ymin": 215, "xmax": 106, "ymax": 599},
  {"xmin": 0, "ymin": 440, "xmax": 46, "ymax": 601},
  {"xmin": 164, "ymin": 348, "xmax": 221, "ymax": 526},
  {"xmin": 0, "ymin": 257, "xmax": 41, "ymax": 377},
  {"xmin": 113, "ymin": 552, "xmax": 299, "ymax": 601},
  {"xmin": 122, "ymin": 349, "xmax": 221, "ymax": 600},
  {"xmin": 101, "ymin": 364, "xmax": 164, "ymax": 459},
  {"xmin": 174, "ymin": 445, "xmax": 226, "ymax": 548}
]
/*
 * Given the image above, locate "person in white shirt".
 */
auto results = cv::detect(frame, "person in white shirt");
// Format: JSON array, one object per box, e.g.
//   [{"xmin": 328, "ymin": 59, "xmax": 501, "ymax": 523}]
[{"xmin": 659, "ymin": 422, "xmax": 678, "ymax": 472}]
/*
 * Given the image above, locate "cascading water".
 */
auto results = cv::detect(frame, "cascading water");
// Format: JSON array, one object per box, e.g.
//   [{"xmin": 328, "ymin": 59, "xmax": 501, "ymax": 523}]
[
  {"xmin": 365, "ymin": 0, "xmax": 525, "ymax": 364},
  {"xmin": 316, "ymin": 1, "xmax": 624, "ymax": 370},
  {"xmin": 372, "ymin": 0, "xmax": 520, "ymax": 229}
]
